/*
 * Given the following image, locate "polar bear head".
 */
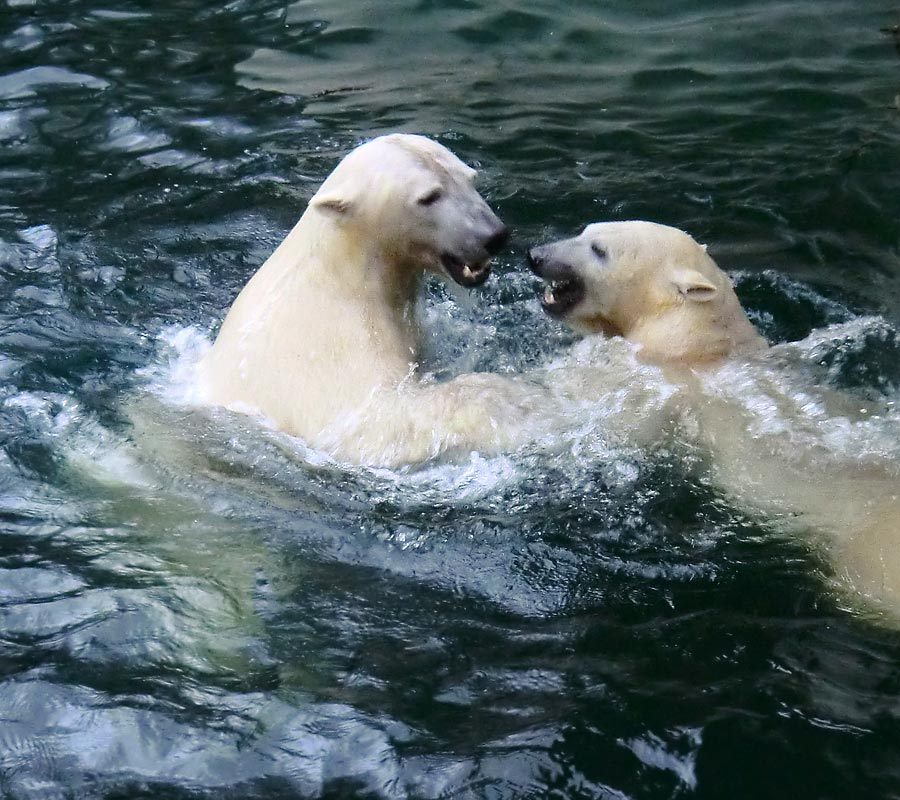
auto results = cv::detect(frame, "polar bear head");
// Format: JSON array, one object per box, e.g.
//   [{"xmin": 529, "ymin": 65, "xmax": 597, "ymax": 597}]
[
  {"xmin": 528, "ymin": 220, "xmax": 766, "ymax": 363},
  {"xmin": 308, "ymin": 134, "xmax": 509, "ymax": 287}
]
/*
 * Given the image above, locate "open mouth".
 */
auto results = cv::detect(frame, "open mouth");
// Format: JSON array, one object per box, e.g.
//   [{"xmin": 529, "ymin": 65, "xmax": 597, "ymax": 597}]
[
  {"xmin": 528, "ymin": 252, "xmax": 585, "ymax": 317},
  {"xmin": 540, "ymin": 275, "xmax": 585, "ymax": 316},
  {"xmin": 441, "ymin": 252, "xmax": 491, "ymax": 287}
]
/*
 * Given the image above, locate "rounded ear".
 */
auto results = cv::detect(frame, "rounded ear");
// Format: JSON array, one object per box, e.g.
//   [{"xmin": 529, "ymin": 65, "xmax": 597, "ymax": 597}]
[
  {"xmin": 672, "ymin": 267, "xmax": 717, "ymax": 302},
  {"xmin": 309, "ymin": 169, "xmax": 359, "ymax": 217},
  {"xmin": 310, "ymin": 193, "xmax": 353, "ymax": 216}
]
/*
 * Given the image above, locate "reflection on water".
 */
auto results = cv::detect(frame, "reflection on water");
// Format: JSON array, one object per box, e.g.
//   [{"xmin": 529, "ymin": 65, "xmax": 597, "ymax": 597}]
[{"xmin": 2, "ymin": 0, "xmax": 900, "ymax": 797}]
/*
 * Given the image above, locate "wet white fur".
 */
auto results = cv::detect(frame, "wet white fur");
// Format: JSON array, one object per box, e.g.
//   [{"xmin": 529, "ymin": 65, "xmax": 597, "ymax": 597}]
[
  {"xmin": 540, "ymin": 220, "xmax": 900, "ymax": 621},
  {"xmin": 196, "ymin": 134, "xmax": 544, "ymax": 466}
]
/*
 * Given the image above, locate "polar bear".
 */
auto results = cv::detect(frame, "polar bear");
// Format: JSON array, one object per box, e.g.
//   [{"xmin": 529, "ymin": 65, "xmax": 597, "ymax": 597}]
[
  {"xmin": 528, "ymin": 220, "xmax": 767, "ymax": 364},
  {"xmin": 529, "ymin": 220, "xmax": 900, "ymax": 620},
  {"xmin": 196, "ymin": 134, "xmax": 548, "ymax": 466}
]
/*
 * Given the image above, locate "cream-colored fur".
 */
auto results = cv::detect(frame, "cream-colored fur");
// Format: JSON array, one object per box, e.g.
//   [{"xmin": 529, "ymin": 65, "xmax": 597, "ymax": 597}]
[
  {"xmin": 529, "ymin": 220, "xmax": 767, "ymax": 363},
  {"xmin": 197, "ymin": 134, "xmax": 545, "ymax": 466},
  {"xmin": 531, "ymin": 220, "xmax": 900, "ymax": 621}
]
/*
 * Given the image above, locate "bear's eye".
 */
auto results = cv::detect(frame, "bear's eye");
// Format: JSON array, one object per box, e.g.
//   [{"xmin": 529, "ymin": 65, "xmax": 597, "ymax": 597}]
[
  {"xmin": 417, "ymin": 188, "xmax": 443, "ymax": 207},
  {"xmin": 591, "ymin": 243, "xmax": 607, "ymax": 260}
]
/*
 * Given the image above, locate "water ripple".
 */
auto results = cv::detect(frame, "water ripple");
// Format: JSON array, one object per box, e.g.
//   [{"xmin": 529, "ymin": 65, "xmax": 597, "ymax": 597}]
[{"xmin": 2, "ymin": 0, "xmax": 900, "ymax": 796}]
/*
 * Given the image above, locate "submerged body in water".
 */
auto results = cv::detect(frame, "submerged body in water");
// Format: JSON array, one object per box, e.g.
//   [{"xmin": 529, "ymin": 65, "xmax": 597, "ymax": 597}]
[
  {"xmin": 4, "ymin": 0, "xmax": 900, "ymax": 796},
  {"xmin": 529, "ymin": 221, "xmax": 900, "ymax": 619},
  {"xmin": 176, "ymin": 211, "xmax": 900, "ymax": 625}
]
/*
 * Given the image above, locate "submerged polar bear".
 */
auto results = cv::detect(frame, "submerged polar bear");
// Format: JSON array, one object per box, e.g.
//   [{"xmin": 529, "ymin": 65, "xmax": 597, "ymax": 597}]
[
  {"xmin": 197, "ymin": 134, "xmax": 548, "ymax": 466},
  {"xmin": 530, "ymin": 220, "xmax": 900, "ymax": 619}
]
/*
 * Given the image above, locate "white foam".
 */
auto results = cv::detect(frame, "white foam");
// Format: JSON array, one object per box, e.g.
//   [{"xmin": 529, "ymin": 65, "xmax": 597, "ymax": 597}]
[
  {"xmin": 131, "ymin": 319, "xmax": 666, "ymax": 505},
  {"xmin": 134, "ymin": 314, "xmax": 900, "ymax": 505},
  {"xmin": 137, "ymin": 325, "xmax": 211, "ymax": 405},
  {"xmin": 371, "ymin": 449, "xmax": 521, "ymax": 502},
  {"xmin": 701, "ymin": 317, "xmax": 900, "ymax": 468}
]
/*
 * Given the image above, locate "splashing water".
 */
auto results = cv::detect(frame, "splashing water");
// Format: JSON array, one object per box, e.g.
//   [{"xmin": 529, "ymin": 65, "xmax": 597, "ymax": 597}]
[{"xmin": 4, "ymin": 0, "xmax": 900, "ymax": 797}]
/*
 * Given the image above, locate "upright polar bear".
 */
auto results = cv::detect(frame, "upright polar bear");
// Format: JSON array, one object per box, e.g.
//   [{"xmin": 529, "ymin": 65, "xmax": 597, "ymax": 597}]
[
  {"xmin": 530, "ymin": 221, "xmax": 900, "ymax": 620},
  {"xmin": 197, "ymin": 134, "xmax": 546, "ymax": 466}
]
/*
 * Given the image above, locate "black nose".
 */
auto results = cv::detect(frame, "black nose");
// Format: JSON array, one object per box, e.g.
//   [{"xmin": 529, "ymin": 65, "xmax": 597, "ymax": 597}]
[{"xmin": 484, "ymin": 225, "xmax": 511, "ymax": 256}]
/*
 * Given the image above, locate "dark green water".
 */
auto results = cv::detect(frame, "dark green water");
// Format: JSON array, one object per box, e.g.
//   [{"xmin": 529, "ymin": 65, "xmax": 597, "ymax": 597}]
[{"xmin": 3, "ymin": 1, "xmax": 900, "ymax": 798}]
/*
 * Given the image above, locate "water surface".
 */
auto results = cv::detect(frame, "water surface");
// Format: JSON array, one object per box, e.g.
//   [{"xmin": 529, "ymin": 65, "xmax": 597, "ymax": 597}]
[{"xmin": 2, "ymin": 1, "xmax": 900, "ymax": 798}]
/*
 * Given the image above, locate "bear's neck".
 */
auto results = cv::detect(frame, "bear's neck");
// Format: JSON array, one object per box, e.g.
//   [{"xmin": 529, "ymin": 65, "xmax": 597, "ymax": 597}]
[
  {"xmin": 282, "ymin": 212, "xmax": 419, "ymax": 308},
  {"xmin": 628, "ymin": 298, "xmax": 767, "ymax": 367},
  {"xmin": 259, "ymin": 211, "xmax": 423, "ymax": 381}
]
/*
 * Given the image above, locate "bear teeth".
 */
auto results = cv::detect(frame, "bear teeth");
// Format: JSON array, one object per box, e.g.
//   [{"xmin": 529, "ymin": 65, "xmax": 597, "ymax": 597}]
[
  {"xmin": 462, "ymin": 265, "xmax": 475, "ymax": 281},
  {"xmin": 543, "ymin": 286, "xmax": 556, "ymax": 304}
]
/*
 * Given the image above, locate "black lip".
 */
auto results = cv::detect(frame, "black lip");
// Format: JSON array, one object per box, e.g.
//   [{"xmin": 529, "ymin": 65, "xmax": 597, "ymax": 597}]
[
  {"xmin": 441, "ymin": 252, "xmax": 491, "ymax": 287},
  {"xmin": 527, "ymin": 251, "xmax": 585, "ymax": 316},
  {"xmin": 540, "ymin": 275, "xmax": 585, "ymax": 316}
]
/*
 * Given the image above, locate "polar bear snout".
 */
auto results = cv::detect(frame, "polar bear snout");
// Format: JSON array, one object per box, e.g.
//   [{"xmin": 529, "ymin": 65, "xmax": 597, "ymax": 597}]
[
  {"xmin": 484, "ymin": 224, "xmax": 511, "ymax": 256},
  {"xmin": 440, "ymin": 219, "xmax": 510, "ymax": 287},
  {"xmin": 527, "ymin": 245, "xmax": 586, "ymax": 317}
]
